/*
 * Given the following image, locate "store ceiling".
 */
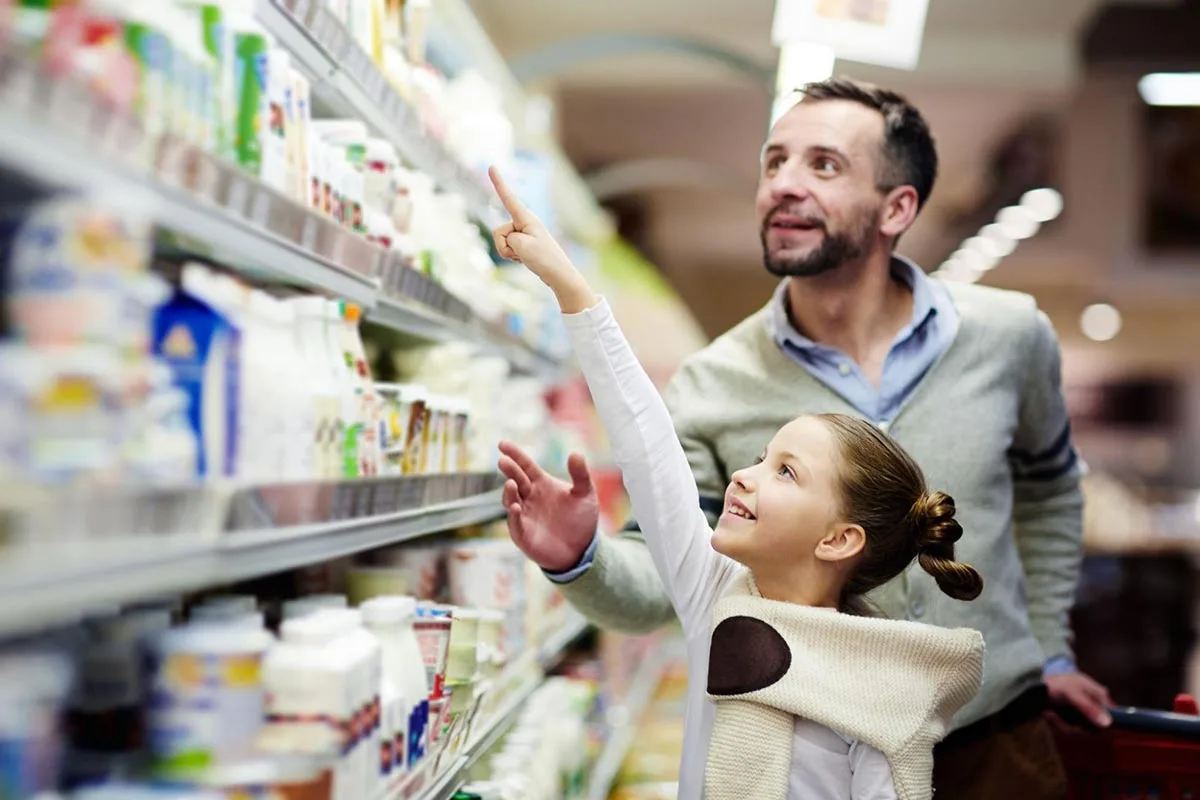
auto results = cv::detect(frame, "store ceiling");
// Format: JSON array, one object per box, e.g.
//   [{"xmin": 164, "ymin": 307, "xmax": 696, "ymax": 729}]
[{"xmin": 469, "ymin": 0, "xmax": 1197, "ymax": 375}]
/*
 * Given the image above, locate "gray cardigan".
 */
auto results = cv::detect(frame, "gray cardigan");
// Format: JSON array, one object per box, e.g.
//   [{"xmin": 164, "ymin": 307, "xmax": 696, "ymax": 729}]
[{"xmin": 555, "ymin": 281, "xmax": 1083, "ymax": 731}]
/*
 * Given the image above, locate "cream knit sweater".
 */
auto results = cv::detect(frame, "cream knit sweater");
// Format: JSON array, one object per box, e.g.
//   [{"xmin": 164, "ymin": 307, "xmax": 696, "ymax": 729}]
[
  {"xmin": 561, "ymin": 300, "xmax": 986, "ymax": 799},
  {"xmin": 705, "ymin": 573, "xmax": 984, "ymax": 800}
]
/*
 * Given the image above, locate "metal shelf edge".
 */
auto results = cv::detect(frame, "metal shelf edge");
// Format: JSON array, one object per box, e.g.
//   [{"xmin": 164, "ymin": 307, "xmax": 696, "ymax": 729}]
[{"xmin": 0, "ymin": 489, "xmax": 503, "ymax": 638}]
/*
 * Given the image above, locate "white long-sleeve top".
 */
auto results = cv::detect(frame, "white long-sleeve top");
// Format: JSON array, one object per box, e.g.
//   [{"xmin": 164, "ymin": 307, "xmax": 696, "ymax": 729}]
[{"xmin": 562, "ymin": 300, "xmax": 897, "ymax": 800}]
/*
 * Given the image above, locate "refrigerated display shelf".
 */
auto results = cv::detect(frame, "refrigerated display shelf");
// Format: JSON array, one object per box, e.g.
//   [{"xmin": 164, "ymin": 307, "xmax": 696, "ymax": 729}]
[
  {"xmin": 0, "ymin": 49, "xmax": 565, "ymax": 375},
  {"xmin": 393, "ymin": 614, "xmax": 593, "ymax": 800},
  {"xmin": 256, "ymin": 0, "xmax": 505, "ymax": 230},
  {"xmin": 587, "ymin": 641, "xmax": 671, "ymax": 800},
  {"xmin": 0, "ymin": 480, "xmax": 504, "ymax": 637},
  {"xmin": 368, "ymin": 296, "xmax": 565, "ymax": 378}
]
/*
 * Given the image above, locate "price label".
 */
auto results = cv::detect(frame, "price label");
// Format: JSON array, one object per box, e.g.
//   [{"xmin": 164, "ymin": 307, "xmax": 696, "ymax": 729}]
[
  {"xmin": 226, "ymin": 178, "xmax": 249, "ymax": 217},
  {"xmin": 250, "ymin": 189, "xmax": 270, "ymax": 228}
]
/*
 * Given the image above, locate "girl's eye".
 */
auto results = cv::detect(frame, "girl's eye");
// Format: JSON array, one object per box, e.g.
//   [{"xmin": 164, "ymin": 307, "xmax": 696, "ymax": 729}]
[{"xmin": 778, "ymin": 465, "xmax": 795, "ymax": 480}]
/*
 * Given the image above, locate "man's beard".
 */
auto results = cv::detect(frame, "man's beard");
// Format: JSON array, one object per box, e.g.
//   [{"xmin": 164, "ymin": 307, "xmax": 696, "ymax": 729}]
[{"xmin": 760, "ymin": 204, "xmax": 880, "ymax": 278}]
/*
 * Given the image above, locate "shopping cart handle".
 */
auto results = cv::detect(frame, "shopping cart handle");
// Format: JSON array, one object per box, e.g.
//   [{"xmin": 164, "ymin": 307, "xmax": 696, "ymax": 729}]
[{"xmin": 1106, "ymin": 705, "xmax": 1200, "ymax": 739}]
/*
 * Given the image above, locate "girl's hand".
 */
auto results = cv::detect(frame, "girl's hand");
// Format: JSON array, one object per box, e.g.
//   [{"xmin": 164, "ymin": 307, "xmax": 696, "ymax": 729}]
[{"xmin": 488, "ymin": 166, "xmax": 597, "ymax": 314}]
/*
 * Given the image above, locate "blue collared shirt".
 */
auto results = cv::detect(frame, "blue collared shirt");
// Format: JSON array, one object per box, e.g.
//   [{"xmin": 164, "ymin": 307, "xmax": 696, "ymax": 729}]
[{"xmin": 767, "ymin": 256, "xmax": 959, "ymax": 424}]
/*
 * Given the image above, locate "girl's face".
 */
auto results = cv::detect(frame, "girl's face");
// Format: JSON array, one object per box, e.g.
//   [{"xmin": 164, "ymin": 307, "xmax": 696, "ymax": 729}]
[{"xmin": 712, "ymin": 416, "xmax": 852, "ymax": 573}]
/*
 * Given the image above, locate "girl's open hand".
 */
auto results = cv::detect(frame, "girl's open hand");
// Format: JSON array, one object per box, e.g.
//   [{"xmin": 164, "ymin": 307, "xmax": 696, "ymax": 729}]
[{"xmin": 488, "ymin": 166, "xmax": 596, "ymax": 313}]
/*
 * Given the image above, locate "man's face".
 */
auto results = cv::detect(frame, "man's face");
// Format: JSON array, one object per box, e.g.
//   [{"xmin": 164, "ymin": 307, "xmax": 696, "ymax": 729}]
[{"xmin": 756, "ymin": 99, "xmax": 889, "ymax": 278}]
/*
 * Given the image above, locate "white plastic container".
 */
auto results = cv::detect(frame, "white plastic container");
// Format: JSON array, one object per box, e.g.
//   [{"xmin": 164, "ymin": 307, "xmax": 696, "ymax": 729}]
[
  {"xmin": 289, "ymin": 296, "xmax": 342, "ymax": 479},
  {"xmin": 262, "ymin": 47, "xmax": 292, "ymax": 193},
  {"xmin": 361, "ymin": 597, "xmax": 416, "ymax": 782},
  {"xmin": 363, "ymin": 138, "xmax": 398, "ymax": 214},
  {"xmin": 393, "ymin": 600, "xmax": 430, "ymax": 771},
  {"xmin": 320, "ymin": 608, "xmax": 382, "ymax": 799},
  {"xmin": 325, "ymin": 300, "xmax": 361, "ymax": 477},
  {"xmin": 260, "ymin": 613, "xmax": 353, "ymax": 800},
  {"xmin": 146, "ymin": 623, "xmax": 274, "ymax": 781}
]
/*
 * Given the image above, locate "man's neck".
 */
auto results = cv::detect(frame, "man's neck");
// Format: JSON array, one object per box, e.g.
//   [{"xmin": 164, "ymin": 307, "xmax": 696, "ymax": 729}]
[{"xmin": 785, "ymin": 251, "xmax": 914, "ymax": 368}]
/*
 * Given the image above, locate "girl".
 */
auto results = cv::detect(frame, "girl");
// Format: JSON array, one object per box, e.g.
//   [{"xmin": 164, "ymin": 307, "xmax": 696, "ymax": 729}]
[{"xmin": 488, "ymin": 167, "xmax": 985, "ymax": 800}]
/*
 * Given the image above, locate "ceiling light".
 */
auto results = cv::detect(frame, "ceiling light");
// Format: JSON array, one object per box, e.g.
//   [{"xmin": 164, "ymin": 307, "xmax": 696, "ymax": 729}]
[
  {"xmin": 1020, "ymin": 188, "xmax": 1063, "ymax": 222},
  {"xmin": 953, "ymin": 248, "xmax": 998, "ymax": 273},
  {"xmin": 963, "ymin": 235, "xmax": 1011, "ymax": 261},
  {"xmin": 941, "ymin": 260, "xmax": 983, "ymax": 283},
  {"xmin": 978, "ymin": 225, "xmax": 1018, "ymax": 257},
  {"xmin": 1080, "ymin": 303, "xmax": 1122, "ymax": 342},
  {"xmin": 1138, "ymin": 72, "xmax": 1200, "ymax": 107},
  {"xmin": 995, "ymin": 205, "xmax": 1041, "ymax": 240}
]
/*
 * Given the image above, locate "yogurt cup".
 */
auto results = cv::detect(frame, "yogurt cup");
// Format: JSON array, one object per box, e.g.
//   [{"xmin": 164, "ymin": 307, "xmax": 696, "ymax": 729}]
[{"xmin": 413, "ymin": 604, "xmax": 452, "ymax": 698}]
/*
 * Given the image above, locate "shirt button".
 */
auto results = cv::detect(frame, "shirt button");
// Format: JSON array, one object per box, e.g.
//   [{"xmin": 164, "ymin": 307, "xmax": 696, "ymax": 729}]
[
  {"xmin": 910, "ymin": 600, "xmax": 925, "ymax": 618},
  {"xmin": 838, "ymin": 362, "xmax": 852, "ymax": 376}
]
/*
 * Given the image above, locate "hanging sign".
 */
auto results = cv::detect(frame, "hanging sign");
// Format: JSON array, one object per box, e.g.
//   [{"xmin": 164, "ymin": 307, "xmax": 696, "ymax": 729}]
[{"xmin": 772, "ymin": 0, "xmax": 931, "ymax": 71}]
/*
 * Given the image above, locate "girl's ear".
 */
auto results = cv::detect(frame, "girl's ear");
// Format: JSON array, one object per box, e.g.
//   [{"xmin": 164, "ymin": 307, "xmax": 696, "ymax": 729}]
[{"xmin": 814, "ymin": 523, "xmax": 865, "ymax": 563}]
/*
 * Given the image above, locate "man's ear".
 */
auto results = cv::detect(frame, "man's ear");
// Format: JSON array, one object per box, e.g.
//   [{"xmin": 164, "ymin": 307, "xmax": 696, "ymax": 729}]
[{"xmin": 879, "ymin": 185, "xmax": 920, "ymax": 240}]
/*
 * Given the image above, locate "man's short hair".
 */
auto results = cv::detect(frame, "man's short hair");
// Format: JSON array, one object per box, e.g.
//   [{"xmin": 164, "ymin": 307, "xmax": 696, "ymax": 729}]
[{"xmin": 792, "ymin": 77, "xmax": 938, "ymax": 210}]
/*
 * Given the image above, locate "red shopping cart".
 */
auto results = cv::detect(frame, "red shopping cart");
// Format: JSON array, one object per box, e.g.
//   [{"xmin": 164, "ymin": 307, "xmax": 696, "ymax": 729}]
[{"xmin": 1050, "ymin": 694, "xmax": 1200, "ymax": 799}]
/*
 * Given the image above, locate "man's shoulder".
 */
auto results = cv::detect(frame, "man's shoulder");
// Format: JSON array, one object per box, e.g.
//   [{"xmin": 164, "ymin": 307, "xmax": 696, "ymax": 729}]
[
  {"xmin": 942, "ymin": 280, "xmax": 1043, "ymax": 339},
  {"xmin": 673, "ymin": 305, "xmax": 776, "ymax": 384}
]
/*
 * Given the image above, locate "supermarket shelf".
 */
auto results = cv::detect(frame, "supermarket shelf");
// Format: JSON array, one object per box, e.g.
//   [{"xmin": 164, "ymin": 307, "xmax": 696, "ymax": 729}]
[
  {"xmin": 427, "ymin": 0, "xmax": 615, "ymax": 244},
  {"xmin": 256, "ymin": 0, "xmax": 504, "ymax": 229},
  {"xmin": 367, "ymin": 296, "xmax": 565, "ymax": 378},
  {"xmin": 586, "ymin": 640, "xmax": 670, "ymax": 800},
  {"xmin": 408, "ymin": 615, "xmax": 592, "ymax": 800},
  {"xmin": 0, "ymin": 478, "xmax": 504, "ymax": 638},
  {"xmin": 0, "ymin": 52, "xmax": 381, "ymax": 308},
  {"xmin": 381, "ymin": 615, "xmax": 591, "ymax": 800}
]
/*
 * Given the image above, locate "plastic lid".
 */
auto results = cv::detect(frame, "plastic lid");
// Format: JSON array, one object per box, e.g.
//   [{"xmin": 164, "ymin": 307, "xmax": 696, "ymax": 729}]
[
  {"xmin": 316, "ymin": 607, "xmax": 362, "ymax": 632},
  {"xmin": 194, "ymin": 595, "xmax": 258, "ymax": 615},
  {"xmin": 281, "ymin": 614, "xmax": 340, "ymax": 645},
  {"xmin": 361, "ymin": 596, "xmax": 417, "ymax": 626},
  {"xmin": 365, "ymin": 138, "xmax": 398, "ymax": 164},
  {"xmin": 156, "ymin": 623, "xmax": 273, "ymax": 655},
  {"xmin": 288, "ymin": 295, "xmax": 327, "ymax": 318},
  {"xmin": 311, "ymin": 120, "xmax": 369, "ymax": 143},
  {"xmin": 342, "ymin": 302, "xmax": 362, "ymax": 323}
]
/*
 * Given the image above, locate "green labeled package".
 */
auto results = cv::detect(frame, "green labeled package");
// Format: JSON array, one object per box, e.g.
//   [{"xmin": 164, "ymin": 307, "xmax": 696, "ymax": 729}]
[{"xmin": 233, "ymin": 29, "xmax": 268, "ymax": 175}]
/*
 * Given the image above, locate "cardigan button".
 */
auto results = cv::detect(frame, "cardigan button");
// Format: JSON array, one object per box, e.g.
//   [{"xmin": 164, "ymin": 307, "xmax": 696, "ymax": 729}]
[{"xmin": 910, "ymin": 600, "xmax": 926, "ymax": 618}]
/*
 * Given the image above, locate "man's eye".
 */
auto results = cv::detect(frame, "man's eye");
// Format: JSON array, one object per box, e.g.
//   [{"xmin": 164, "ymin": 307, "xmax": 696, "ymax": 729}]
[{"xmin": 814, "ymin": 157, "xmax": 838, "ymax": 174}]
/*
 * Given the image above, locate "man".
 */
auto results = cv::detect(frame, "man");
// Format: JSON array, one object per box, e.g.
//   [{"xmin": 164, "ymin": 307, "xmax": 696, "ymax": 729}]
[{"xmin": 500, "ymin": 78, "xmax": 1110, "ymax": 798}]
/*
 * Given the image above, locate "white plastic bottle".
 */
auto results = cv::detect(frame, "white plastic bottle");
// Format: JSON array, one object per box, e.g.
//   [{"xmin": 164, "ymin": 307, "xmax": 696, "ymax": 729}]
[
  {"xmin": 394, "ymin": 599, "xmax": 430, "ymax": 771},
  {"xmin": 260, "ymin": 614, "xmax": 354, "ymax": 800},
  {"xmin": 320, "ymin": 608, "xmax": 382, "ymax": 799},
  {"xmin": 258, "ymin": 296, "xmax": 310, "ymax": 482},
  {"xmin": 245, "ymin": 290, "xmax": 288, "ymax": 479},
  {"xmin": 360, "ymin": 598, "xmax": 406, "ymax": 786},
  {"xmin": 324, "ymin": 300, "xmax": 360, "ymax": 477},
  {"xmin": 337, "ymin": 302, "xmax": 380, "ymax": 476},
  {"xmin": 289, "ymin": 296, "xmax": 342, "ymax": 479}
]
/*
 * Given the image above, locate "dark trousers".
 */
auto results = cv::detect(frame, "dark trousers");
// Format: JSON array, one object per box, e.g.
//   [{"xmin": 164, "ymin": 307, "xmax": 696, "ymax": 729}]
[{"xmin": 933, "ymin": 687, "xmax": 1069, "ymax": 800}]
